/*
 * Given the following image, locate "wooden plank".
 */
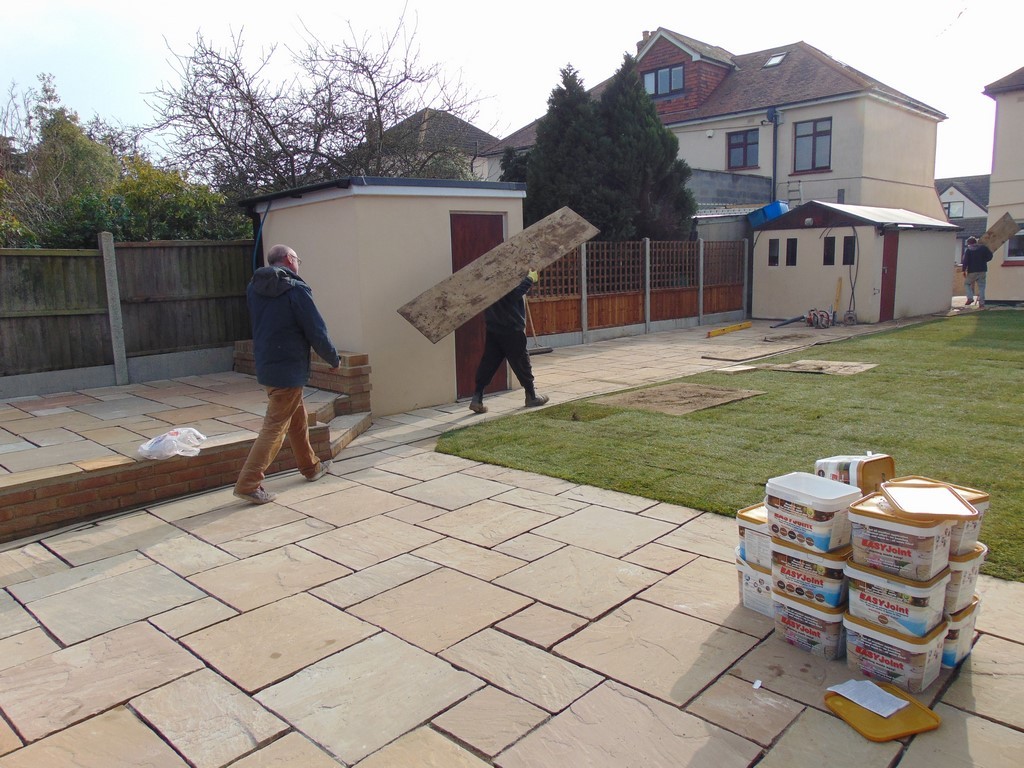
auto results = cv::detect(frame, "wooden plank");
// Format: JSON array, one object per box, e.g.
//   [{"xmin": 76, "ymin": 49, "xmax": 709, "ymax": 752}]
[
  {"xmin": 397, "ymin": 207, "xmax": 599, "ymax": 343},
  {"xmin": 706, "ymin": 321, "xmax": 752, "ymax": 338},
  {"xmin": 980, "ymin": 212, "xmax": 1019, "ymax": 252}
]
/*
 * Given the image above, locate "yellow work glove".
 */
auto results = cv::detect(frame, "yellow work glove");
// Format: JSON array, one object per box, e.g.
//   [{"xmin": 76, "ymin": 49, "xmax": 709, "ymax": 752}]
[{"xmin": 527, "ymin": 269, "xmax": 540, "ymax": 284}]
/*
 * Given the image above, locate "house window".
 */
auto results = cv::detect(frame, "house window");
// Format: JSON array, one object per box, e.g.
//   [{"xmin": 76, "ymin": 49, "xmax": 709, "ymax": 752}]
[
  {"xmin": 764, "ymin": 53, "xmax": 786, "ymax": 68},
  {"xmin": 823, "ymin": 237, "xmax": 836, "ymax": 266},
  {"xmin": 768, "ymin": 238, "xmax": 780, "ymax": 267},
  {"xmin": 643, "ymin": 65, "xmax": 684, "ymax": 97},
  {"xmin": 794, "ymin": 118, "xmax": 832, "ymax": 172},
  {"xmin": 1007, "ymin": 229, "xmax": 1024, "ymax": 260},
  {"xmin": 728, "ymin": 129, "xmax": 759, "ymax": 169},
  {"xmin": 842, "ymin": 235, "xmax": 856, "ymax": 265},
  {"xmin": 943, "ymin": 201, "xmax": 964, "ymax": 219},
  {"xmin": 786, "ymin": 238, "xmax": 798, "ymax": 266}
]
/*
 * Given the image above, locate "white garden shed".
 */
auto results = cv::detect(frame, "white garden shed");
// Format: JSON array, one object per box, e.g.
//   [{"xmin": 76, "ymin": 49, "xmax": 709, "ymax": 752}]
[{"xmin": 751, "ymin": 201, "xmax": 958, "ymax": 323}]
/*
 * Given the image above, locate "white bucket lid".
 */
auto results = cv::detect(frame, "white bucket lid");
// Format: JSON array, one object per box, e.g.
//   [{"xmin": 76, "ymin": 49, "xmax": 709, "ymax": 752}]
[{"xmin": 766, "ymin": 472, "xmax": 864, "ymax": 511}]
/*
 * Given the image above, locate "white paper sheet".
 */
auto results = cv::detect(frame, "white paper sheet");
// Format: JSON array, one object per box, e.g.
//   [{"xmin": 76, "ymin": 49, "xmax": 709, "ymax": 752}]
[{"xmin": 827, "ymin": 680, "xmax": 910, "ymax": 718}]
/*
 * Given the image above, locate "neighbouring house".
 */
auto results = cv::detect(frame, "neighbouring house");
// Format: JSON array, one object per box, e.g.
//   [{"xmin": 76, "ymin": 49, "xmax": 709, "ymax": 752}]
[
  {"xmin": 481, "ymin": 29, "xmax": 947, "ymax": 219},
  {"xmin": 751, "ymin": 201, "xmax": 958, "ymax": 324},
  {"xmin": 934, "ymin": 174, "xmax": 990, "ymax": 265},
  {"xmin": 981, "ymin": 66, "xmax": 1024, "ymax": 302},
  {"xmin": 364, "ymin": 108, "xmax": 499, "ymax": 180},
  {"xmin": 240, "ymin": 177, "xmax": 526, "ymax": 416}
]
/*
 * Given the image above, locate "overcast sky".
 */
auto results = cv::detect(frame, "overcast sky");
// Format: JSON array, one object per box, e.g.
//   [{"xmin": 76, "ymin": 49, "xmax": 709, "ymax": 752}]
[{"xmin": 4, "ymin": 0, "xmax": 1016, "ymax": 179}]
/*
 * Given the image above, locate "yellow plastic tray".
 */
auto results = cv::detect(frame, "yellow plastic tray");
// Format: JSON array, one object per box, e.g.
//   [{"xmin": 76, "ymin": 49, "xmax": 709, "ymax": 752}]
[{"xmin": 824, "ymin": 682, "xmax": 941, "ymax": 742}]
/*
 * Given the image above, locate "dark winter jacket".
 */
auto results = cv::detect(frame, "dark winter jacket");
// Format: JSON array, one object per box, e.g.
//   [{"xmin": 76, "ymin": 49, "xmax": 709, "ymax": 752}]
[
  {"xmin": 247, "ymin": 266, "xmax": 340, "ymax": 388},
  {"xmin": 485, "ymin": 276, "xmax": 534, "ymax": 332},
  {"xmin": 962, "ymin": 243, "xmax": 994, "ymax": 274}
]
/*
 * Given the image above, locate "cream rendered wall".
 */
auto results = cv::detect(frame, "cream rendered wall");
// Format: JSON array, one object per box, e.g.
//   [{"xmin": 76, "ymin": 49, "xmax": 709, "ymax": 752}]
[
  {"xmin": 985, "ymin": 87, "xmax": 1024, "ymax": 301},
  {"xmin": 673, "ymin": 95, "xmax": 942, "ymax": 216},
  {"xmin": 860, "ymin": 99, "xmax": 944, "ymax": 218},
  {"xmin": 890, "ymin": 230, "xmax": 958, "ymax": 318},
  {"xmin": 260, "ymin": 189, "xmax": 523, "ymax": 416},
  {"xmin": 673, "ymin": 114, "xmax": 766, "ymax": 171},
  {"xmin": 751, "ymin": 226, "xmax": 883, "ymax": 322}
]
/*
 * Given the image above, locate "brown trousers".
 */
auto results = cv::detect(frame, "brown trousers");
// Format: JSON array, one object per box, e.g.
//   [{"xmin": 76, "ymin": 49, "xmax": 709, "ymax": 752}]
[{"xmin": 235, "ymin": 386, "xmax": 319, "ymax": 494}]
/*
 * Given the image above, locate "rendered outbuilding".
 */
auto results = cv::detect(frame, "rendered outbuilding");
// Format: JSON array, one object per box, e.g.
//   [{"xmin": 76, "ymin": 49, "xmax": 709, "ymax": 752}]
[
  {"xmin": 241, "ymin": 177, "xmax": 527, "ymax": 416},
  {"xmin": 751, "ymin": 201, "xmax": 958, "ymax": 323}
]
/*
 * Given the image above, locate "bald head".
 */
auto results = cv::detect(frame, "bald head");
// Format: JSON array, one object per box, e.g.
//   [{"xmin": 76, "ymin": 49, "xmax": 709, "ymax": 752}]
[{"xmin": 266, "ymin": 244, "xmax": 296, "ymax": 266}]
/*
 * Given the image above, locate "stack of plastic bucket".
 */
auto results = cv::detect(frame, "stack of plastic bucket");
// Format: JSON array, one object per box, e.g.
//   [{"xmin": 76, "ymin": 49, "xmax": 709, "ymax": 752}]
[
  {"xmin": 886, "ymin": 477, "xmax": 989, "ymax": 670},
  {"xmin": 844, "ymin": 478, "xmax": 984, "ymax": 692},
  {"xmin": 735, "ymin": 503, "xmax": 773, "ymax": 617},
  {"xmin": 764, "ymin": 472, "xmax": 863, "ymax": 659}
]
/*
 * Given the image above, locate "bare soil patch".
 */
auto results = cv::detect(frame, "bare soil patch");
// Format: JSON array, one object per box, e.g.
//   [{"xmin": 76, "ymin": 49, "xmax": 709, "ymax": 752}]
[{"xmin": 591, "ymin": 382, "xmax": 765, "ymax": 416}]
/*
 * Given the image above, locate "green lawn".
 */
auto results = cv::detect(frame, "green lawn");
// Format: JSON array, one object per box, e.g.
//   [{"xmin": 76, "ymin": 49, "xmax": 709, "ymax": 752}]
[{"xmin": 437, "ymin": 310, "xmax": 1024, "ymax": 582}]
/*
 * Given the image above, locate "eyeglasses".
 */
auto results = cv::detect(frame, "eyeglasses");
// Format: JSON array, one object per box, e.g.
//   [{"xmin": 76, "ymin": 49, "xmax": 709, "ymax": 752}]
[{"xmin": 292, "ymin": 255, "xmax": 302, "ymax": 265}]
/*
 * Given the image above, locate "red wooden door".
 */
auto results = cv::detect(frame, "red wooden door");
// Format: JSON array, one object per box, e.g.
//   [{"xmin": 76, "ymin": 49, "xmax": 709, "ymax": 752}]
[
  {"xmin": 879, "ymin": 231, "xmax": 899, "ymax": 322},
  {"xmin": 451, "ymin": 213, "xmax": 506, "ymax": 398}
]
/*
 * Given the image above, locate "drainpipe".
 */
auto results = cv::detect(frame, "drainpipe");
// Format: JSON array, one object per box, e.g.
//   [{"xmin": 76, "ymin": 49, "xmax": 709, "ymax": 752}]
[{"xmin": 763, "ymin": 106, "xmax": 780, "ymax": 203}]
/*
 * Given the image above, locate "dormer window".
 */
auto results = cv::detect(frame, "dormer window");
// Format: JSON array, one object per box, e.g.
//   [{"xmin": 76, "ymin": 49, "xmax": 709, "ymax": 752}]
[
  {"xmin": 643, "ymin": 65, "xmax": 684, "ymax": 97},
  {"xmin": 764, "ymin": 53, "xmax": 786, "ymax": 68}
]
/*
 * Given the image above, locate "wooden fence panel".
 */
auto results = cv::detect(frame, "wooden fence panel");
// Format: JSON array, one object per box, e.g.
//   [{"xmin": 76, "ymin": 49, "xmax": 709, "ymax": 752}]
[
  {"xmin": 116, "ymin": 240, "xmax": 253, "ymax": 357},
  {"xmin": 650, "ymin": 287, "xmax": 699, "ymax": 321},
  {"xmin": 0, "ymin": 249, "xmax": 111, "ymax": 375},
  {"xmin": 1, "ymin": 240, "xmax": 254, "ymax": 377}
]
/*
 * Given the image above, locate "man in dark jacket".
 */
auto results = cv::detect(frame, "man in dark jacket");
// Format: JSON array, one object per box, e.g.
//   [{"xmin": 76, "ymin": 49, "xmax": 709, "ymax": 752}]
[
  {"xmin": 469, "ymin": 270, "xmax": 549, "ymax": 414},
  {"xmin": 234, "ymin": 244, "xmax": 341, "ymax": 504},
  {"xmin": 962, "ymin": 236, "xmax": 994, "ymax": 308}
]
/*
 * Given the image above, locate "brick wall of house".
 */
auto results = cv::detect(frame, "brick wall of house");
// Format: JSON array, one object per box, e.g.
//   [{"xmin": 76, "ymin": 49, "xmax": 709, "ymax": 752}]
[{"xmin": 638, "ymin": 37, "xmax": 730, "ymax": 118}]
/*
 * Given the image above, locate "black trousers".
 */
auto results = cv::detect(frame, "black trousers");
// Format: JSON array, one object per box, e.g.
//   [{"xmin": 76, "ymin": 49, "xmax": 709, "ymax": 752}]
[{"xmin": 474, "ymin": 328, "xmax": 534, "ymax": 395}]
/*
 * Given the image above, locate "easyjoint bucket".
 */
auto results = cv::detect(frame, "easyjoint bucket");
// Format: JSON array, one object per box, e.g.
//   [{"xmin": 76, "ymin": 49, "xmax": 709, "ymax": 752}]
[
  {"xmin": 844, "ymin": 612, "xmax": 947, "ymax": 693},
  {"xmin": 765, "ymin": 472, "xmax": 863, "ymax": 553},
  {"xmin": 772, "ymin": 588, "xmax": 846, "ymax": 659},
  {"xmin": 771, "ymin": 537, "xmax": 850, "ymax": 608},
  {"xmin": 945, "ymin": 542, "xmax": 988, "ymax": 615},
  {"xmin": 849, "ymin": 493, "xmax": 952, "ymax": 580},
  {"xmin": 737, "ymin": 503, "xmax": 772, "ymax": 570},
  {"xmin": 815, "ymin": 453, "xmax": 895, "ymax": 495},
  {"xmin": 736, "ymin": 547, "xmax": 773, "ymax": 618},
  {"xmin": 845, "ymin": 559, "xmax": 949, "ymax": 637},
  {"xmin": 942, "ymin": 595, "xmax": 980, "ymax": 669}
]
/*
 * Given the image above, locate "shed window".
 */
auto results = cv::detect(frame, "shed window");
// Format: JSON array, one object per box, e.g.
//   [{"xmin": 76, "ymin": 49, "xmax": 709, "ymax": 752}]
[
  {"xmin": 842, "ymin": 236, "xmax": 856, "ymax": 265},
  {"xmin": 823, "ymin": 237, "xmax": 836, "ymax": 266},
  {"xmin": 768, "ymin": 238, "xmax": 780, "ymax": 267},
  {"xmin": 786, "ymin": 238, "xmax": 798, "ymax": 266}
]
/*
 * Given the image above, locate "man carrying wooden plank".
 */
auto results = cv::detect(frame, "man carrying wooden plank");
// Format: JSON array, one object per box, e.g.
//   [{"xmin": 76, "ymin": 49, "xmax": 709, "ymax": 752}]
[{"xmin": 469, "ymin": 269, "xmax": 549, "ymax": 414}]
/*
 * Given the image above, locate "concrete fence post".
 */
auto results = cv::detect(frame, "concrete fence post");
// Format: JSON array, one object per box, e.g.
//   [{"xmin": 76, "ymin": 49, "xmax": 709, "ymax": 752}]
[
  {"xmin": 580, "ymin": 242, "xmax": 589, "ymax": 343},
  {"xmin": 698, "ymin": 238, "xmax": 705, "ymax": 325},
  {"xmin": 98, "ymin": 231, "xmax": 129, "ymax": 385},
  {"xmin": 643, "ymin": 238, "xmax": 651, "ymax": 333}
]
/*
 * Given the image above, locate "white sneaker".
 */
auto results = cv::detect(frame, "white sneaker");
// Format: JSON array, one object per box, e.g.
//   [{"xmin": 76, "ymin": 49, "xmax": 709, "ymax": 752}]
[
  {"xmin": 233, "ymin": 486, "xmax": 277, "ymax": 504},
  {"xmin": 307, "ymin": 460, "xmax": 332, "ymax": 482}
]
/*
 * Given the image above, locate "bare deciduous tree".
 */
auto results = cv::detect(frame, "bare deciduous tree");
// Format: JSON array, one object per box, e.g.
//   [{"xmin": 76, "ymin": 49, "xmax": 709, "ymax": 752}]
[{"xmin": 148, "ymin": 16, "xmax": 481, "ymax": 199}]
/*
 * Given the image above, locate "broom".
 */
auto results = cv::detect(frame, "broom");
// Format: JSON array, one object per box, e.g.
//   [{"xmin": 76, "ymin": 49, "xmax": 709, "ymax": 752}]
[{"xmin": 525, "ymin": 297, "xmax": 553, "ymax": 355}]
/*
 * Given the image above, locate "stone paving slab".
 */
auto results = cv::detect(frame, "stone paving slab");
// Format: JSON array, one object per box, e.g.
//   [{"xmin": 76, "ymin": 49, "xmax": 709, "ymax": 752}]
[
  {"xmin": 255, "ymin": 632, "xmax": 482, "ymax": 764},
  {"xmin": 1, "ymin": 315, "xmax": 1021, "ymax": 767}
]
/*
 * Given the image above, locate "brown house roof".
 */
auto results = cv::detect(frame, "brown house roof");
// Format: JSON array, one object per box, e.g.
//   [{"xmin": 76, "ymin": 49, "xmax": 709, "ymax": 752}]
[
  {"xmin": 984, "ymin": 66, "xmax": 1024, "ymax": 96},
  {"xmin": 392, "ymin": 108, "xmax": 499, "ymax": 155},
  {"xmin": 483, "ymin": 31, "xmax": 944, "ymax": 156}
]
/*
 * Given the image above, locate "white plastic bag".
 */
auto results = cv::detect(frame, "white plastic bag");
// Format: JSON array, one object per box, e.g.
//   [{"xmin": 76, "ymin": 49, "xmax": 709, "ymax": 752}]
[{"xmin": 137, "ymin": 428, "xmax": 207, "ymax": 460}]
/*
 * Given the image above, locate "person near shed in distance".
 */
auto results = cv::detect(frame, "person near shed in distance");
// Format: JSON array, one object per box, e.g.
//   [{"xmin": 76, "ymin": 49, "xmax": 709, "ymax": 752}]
[
  {"xmin": 469, "ymin": 269, "xmax": 549, "ymax": 414},
  {"xmin": 234, "ymin": 244, "xmax": 340, "ymax": 504},
  {"xmin": 962, "ymin": 236, "xmax": 994, "ymax": 308}
]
